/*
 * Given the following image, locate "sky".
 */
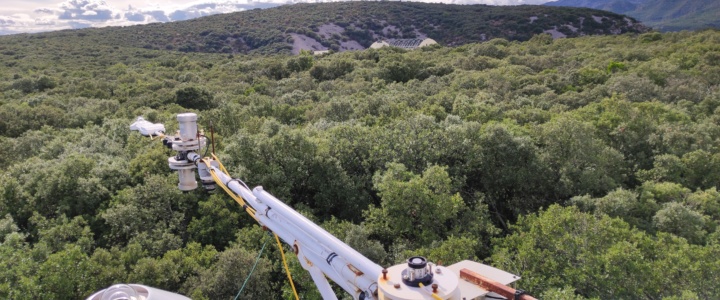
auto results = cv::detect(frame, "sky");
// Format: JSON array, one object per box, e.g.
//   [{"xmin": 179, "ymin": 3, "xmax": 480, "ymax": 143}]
[{"xmin": 0, "ymin": 0, "xmax": 554, "ymax": 35}]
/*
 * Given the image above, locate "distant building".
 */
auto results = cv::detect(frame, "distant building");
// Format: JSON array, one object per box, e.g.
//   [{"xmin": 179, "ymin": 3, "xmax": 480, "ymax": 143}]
[
  {"xmin": 370, "ymin": 38, "xmax": 437, "ymax": 50},
  {"xmin": 369, "ymin": 41, "xmax": 390, "ymax": 49}
]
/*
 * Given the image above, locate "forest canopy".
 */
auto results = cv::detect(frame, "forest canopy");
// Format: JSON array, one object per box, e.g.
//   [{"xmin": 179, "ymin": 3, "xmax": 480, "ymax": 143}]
[{"xmin": 1, "ymin": 28, "xmax": 720, "ymax": 299}]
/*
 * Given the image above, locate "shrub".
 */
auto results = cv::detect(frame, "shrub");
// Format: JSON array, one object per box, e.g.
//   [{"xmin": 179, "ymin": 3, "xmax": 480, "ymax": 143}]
[{"xmin": 175, "ymin": 87, "xmax": 216, "ymax": 110}]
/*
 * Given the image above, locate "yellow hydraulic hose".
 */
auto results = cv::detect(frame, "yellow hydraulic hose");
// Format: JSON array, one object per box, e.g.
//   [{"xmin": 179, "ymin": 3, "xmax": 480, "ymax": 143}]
[
  {"xmin": 201, "ymin": 158, "xmax": 258, "ymax": 219},
  {"xmin": 275, "ymin": 233, "xmax": 300, "ymax": 300},
  {"xmin": 212, "ymin": 153, "xmax": 230, "ymax": 175}
]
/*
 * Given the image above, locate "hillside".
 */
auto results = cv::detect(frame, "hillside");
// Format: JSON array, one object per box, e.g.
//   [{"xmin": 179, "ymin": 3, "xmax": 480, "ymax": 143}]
[
  {"xmin": 546, "ymin": 0, "xmax": 720, "ymax": 31},
  {"xmin": 12, "ymin": 2, "xmax": 647, "ymax": 55}
]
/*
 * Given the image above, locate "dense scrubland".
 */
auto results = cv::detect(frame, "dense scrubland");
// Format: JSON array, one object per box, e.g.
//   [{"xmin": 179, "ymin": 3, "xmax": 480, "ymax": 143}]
[{"xmin": 1, "ymin": 27, "xmax": 720, "ymax": 299}]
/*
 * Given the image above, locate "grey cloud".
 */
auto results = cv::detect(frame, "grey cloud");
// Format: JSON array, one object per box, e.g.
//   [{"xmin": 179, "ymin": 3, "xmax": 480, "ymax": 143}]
[
  {"xmin": 124, "ymin": 8, "xmax": 170, "ymax": 22},
  {"xmin": 169, "ymin": 10, "xmax": 192, "ymax": 21},
  {"xmin": 191, "ymin": 3, "xmax": 219, "ymax": 10},
  {"xmin": 124, "ymin": 11, "xmax": 145, "ymax": 22},
  {"xmin": 0, "ymin": 19, "xmax": 16, "ymax": 26},
  {"xmin": 58, "ymin": 0, "xmax": 115, "ymax": 21},
  {"xmin": 168, "ymin": 2, "xmax": 270, "ymax": 21},
  {"xmin": 168, "ymin": 6, "xmax": 218, "ymax": 21},
  {"xmin": 145, "ymin": 11, "xmax": 169, "ymax": 22},
  {"xmin": 35, "ymin": 8, "xmax": 56, "ymax": 14},
  {"xmin": 168, "ymin": 10, "xmax": 190, "ymax": 21},
  {"xmin": 250, "ymin": 2, "xmax": 285, "ymax": 9},
  {"xmin": 0, "ymin": 0, "xmax": 284, "ymax": 35}
]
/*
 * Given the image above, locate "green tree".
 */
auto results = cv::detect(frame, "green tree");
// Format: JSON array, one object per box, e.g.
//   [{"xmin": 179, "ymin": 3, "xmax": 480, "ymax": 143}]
[
  {"xmin": 379, "ymin": 54, "xmax": 424, "ymax": 83},
  {"xmin": 175, "ymin": 86, "xmax": 216, "ymax": 110},
  {"xmin": 469, "ymin": 122, "xmax": 550, "ymax": 220},
  {"xmin": 537, "ymin": 116, "xmax": 625, "ymax": 198},
  {"xmin": 322, "ymin": 218, "xmax": 388, "ymax": 265},
  {"xmin": 686, "ymin": 187, "xmax": 720, "ymax": 221},
  {"xmin": 286, "ymin": 51, "xmax": 314, "ymax": 72},
  {"xmin": 309, "ymin": 59, "xmax": 355, "ymax": 81},
  {"xmin": 404, "ymin": 235, "xmax": 480, "ymax": 266},
  {"xmin": 570, "ymin": 187, "xmax": 657, "ymax": 231},
  {"xmin": 680, "ymin": 150, "xmax": 720, "ymax": 190},
  {"xmin": 35, "ymin": 76, "xmax": 56, "ymax": 92},
  {"xmin": 0, "ymin": 154, "xmax": 109, "ymax": 226},
  {"xmin": 30, "ymin": 213, "xmax": 94, "ymax": 253},
  {"xmin": 0, "ymin": 214, "xmax": 20, "ymax": 241},
  {"xmin": 0, "ymin": 231, "xmax": 38, "ymax": 299},
  {"xmin": 638, "ymin": 181, "xmax": 689, "ymax": 206},
  {"xmin": 128, "ymin": 243, "xmax": 217, "ymax": 292},
  {"xmin": 636, "ymin": 154, "xmax": 685, "ymax": 184},
  {"xmin": 102, "ymin": 175, "xmax": 199, "ymax": 254},
  {"xmin": 185, "ymin": 244, "xmax": 275, "ymax": 299},
  {"xmin": 36, "ymin": 245, "xmax": 96, "ymax": 300},
  {"xmin": 365, "ymin": 163, "xmax": 465, "ymax": 247},
  {"xmin": 492, "ymin": 204, "xmax": 720, "ymax": 299},
  {"xmin": 653, "ymin": 202, "xmax": 707, "ymax": 244},
  {"xmin": 187, "ymin": 194, "xmax": 242, "ymax": 250}
]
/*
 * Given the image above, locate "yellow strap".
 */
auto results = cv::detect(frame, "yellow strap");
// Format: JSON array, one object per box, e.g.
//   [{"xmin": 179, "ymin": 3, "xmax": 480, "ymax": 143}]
[{"xmin": 275, "ymin": 233, "xmax": 300, "ymax": 300}]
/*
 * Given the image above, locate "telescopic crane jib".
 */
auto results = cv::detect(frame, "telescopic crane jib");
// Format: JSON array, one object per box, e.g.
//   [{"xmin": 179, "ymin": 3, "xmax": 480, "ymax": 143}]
[{"xmin": 87, "ymin": 113, "xmax": 537, "ymax": 300}]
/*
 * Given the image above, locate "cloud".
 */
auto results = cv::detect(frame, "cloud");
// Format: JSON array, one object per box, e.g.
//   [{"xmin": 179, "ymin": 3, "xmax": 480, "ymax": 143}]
[
  {"xmin": 36, "ymin": 18, "xmax": 56, "ymax": 25},
  {"xmin": 124, "ymin": 10, "xmax": 145, "ymax": 22},
  {"xmin": 123, "ymin": 4, "xmax": 170, "ymax": 23},
  {"xmin": 0, "ymin": 13, "xmax": 70, "ymax": 34},
  {"xmin": 168, "ymin": 2, "xmax": 254, "ymax": 21},
  {"xmin": 0, "ymin": 18, "xmax": 16, "ymax": 26},
  {"xmin": 0, "ymin": 15, "xmax": 26, "ymax": 28},
  {"xmin": 34, "ymin": 8, "xmax": 57, "ymax": 15},
  {"xmin": 146, "ymin": 10, "xmax": 170, "ymax": 22},
  {"xmin": 57, "ymin": 0, "xmax": 116, "ymax": 21}
]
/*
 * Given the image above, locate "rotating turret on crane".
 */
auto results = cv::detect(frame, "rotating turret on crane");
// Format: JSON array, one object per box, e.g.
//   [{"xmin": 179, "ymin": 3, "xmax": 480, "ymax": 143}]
[{"xmin": 88, "ymin": 113, "xmax": 537, "ymax": 300}]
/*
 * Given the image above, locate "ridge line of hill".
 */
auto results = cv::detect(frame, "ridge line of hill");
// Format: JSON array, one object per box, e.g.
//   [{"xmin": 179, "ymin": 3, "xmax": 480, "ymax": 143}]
[{"xmin": 2, "ymin": 2, "xmax": 648, "ymax": 55}]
